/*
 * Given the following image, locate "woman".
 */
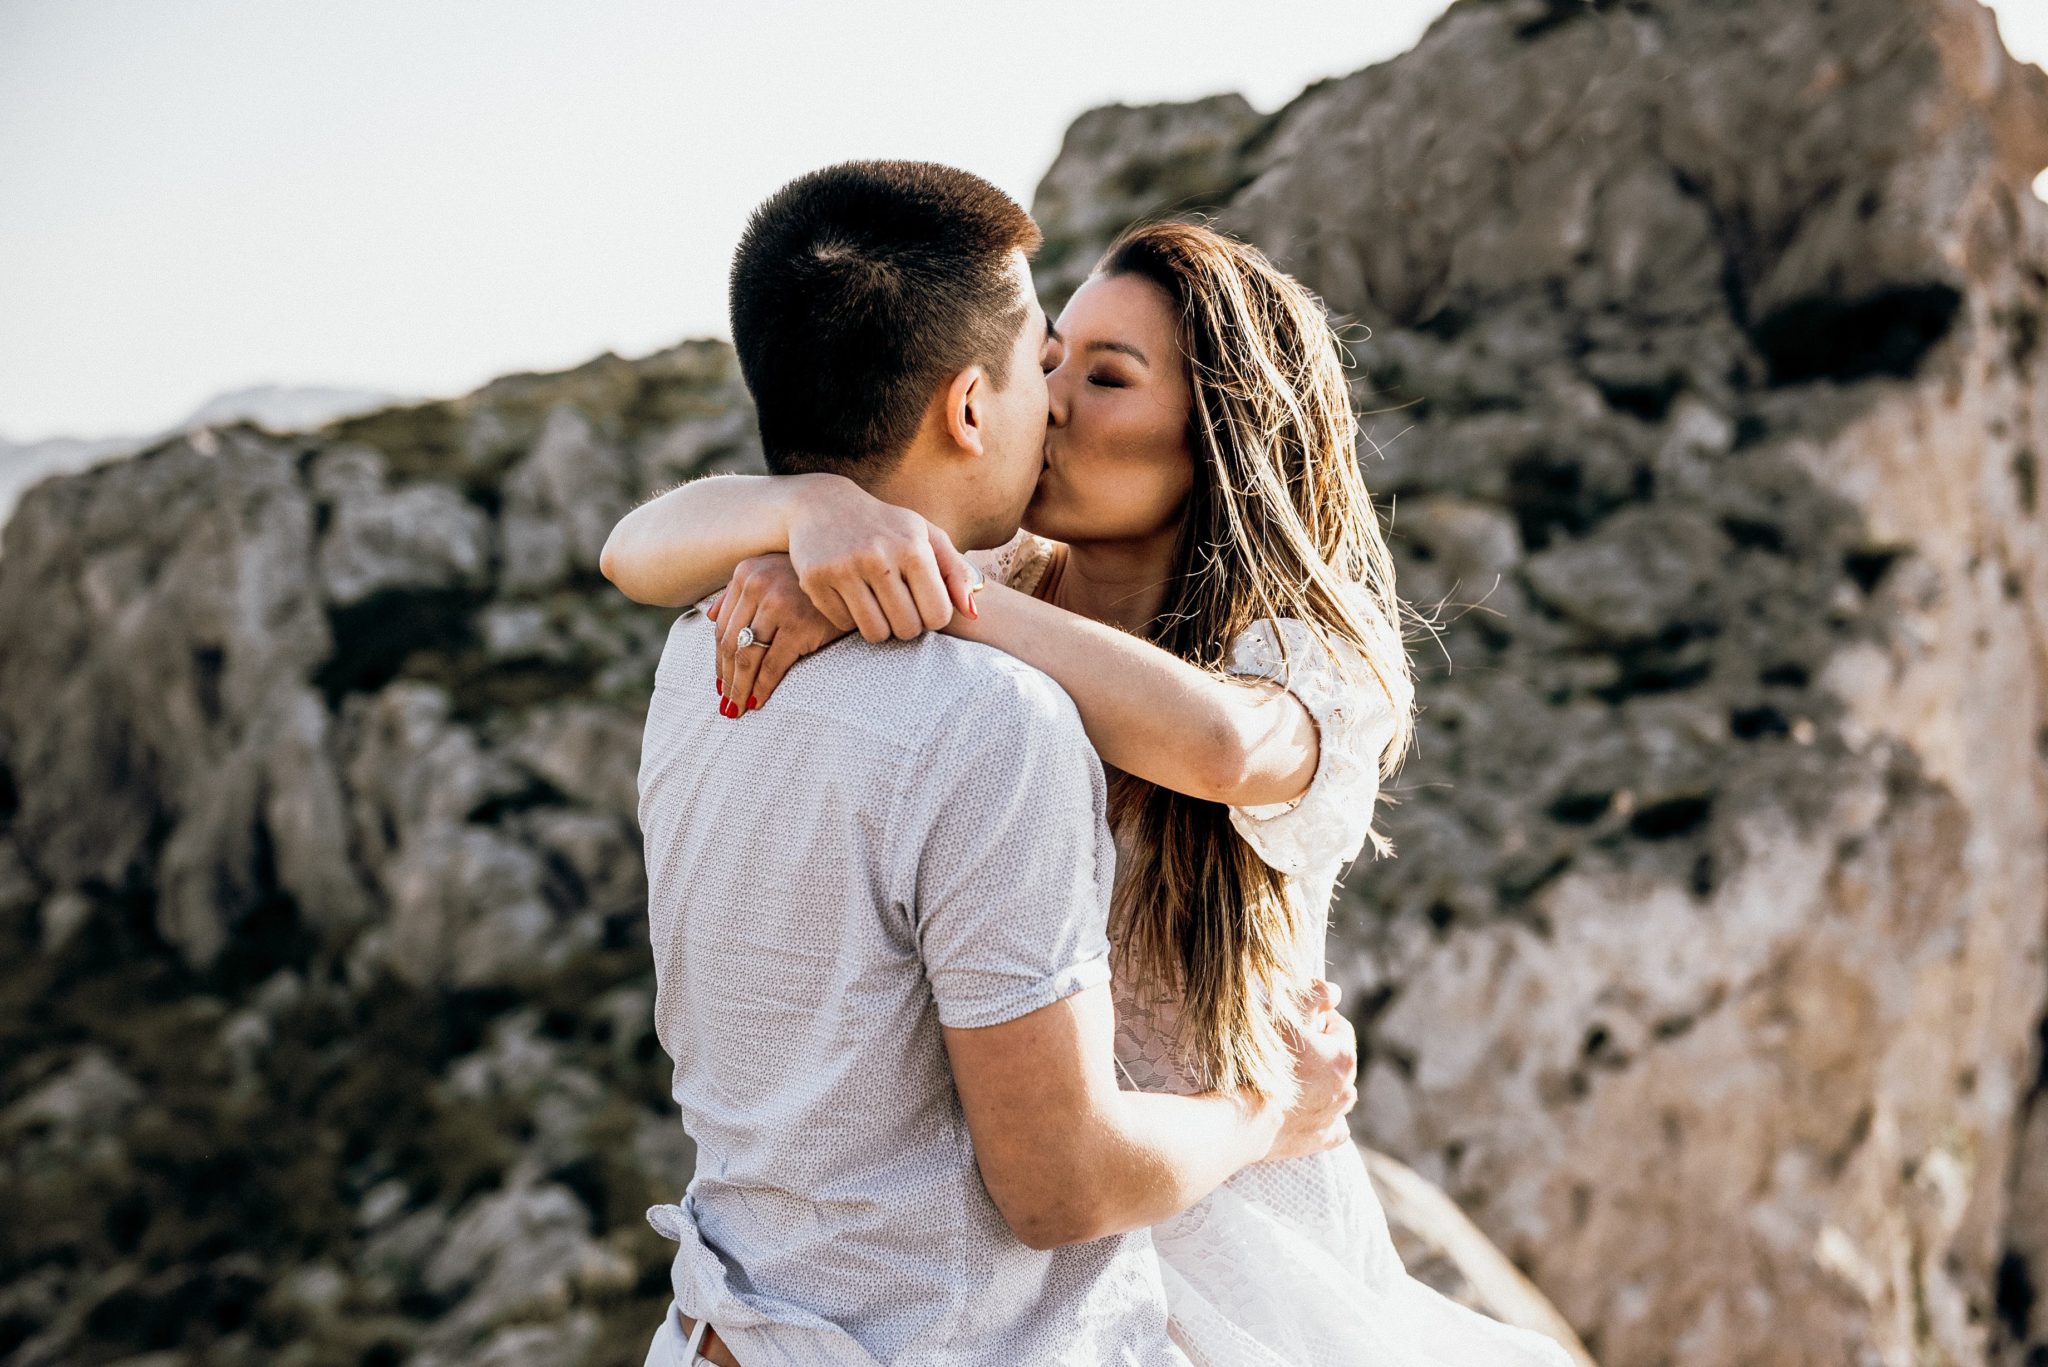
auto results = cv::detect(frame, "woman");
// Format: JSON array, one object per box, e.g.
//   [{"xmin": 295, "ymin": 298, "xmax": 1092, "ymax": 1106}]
[{"xmin": 603, "ymin": 222, "xmax": 1572, "ymax": 1367}]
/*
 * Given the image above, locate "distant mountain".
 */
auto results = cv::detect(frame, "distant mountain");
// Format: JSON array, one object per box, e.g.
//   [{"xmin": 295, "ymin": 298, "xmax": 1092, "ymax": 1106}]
[
  {"xmin": 0, "ymin": 383, "xmax": 406, "ymax": 549},
  {"xmin": 169, "ymin": 383, "xmax": 406, "ymax": 434}
]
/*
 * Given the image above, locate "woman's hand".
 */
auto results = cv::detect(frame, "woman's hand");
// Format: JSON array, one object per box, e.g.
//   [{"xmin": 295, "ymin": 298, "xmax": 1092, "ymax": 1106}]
[
  {"xmin": 783, "ymin": 477, "xmax": 981, "ymax": 641},
  {"xmin": 709, "ymin": 553, "xmax": 852, "ymax": 714},
  {"xmin": 1263, "ymin": 980, "xmax": 1360, "ymax": 1163}
]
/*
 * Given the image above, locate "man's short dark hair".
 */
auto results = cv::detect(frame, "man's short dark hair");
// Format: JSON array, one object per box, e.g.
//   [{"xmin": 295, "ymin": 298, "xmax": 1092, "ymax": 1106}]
[{"xmin": 729, "ymin": 160, "xmax": 1043, "ymax": 479}]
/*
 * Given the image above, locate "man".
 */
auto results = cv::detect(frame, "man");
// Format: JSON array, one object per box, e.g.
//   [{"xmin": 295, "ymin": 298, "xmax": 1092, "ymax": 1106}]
[{"xmin": 632, "ymin": 161, "xmax": 1356, "ymax": 1366}]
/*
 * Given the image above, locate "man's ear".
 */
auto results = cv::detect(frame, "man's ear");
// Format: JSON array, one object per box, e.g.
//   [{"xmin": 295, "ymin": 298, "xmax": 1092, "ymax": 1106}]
[{"xmin": 941, "ymin": 365, "xmax": 988, "ymax": 457}]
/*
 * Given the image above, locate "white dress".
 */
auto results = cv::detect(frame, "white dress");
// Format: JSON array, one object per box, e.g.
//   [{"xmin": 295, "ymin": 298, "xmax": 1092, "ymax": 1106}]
[{"xmin": 973, "ymin": 531, "xmax": 1576, "ymax": 1367}]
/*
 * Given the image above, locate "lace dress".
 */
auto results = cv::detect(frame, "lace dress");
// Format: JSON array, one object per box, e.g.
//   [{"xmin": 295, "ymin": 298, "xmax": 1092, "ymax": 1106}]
[{"xmin": 971, "ymin": 531, "xmax": 1575, "ymax": 1367}]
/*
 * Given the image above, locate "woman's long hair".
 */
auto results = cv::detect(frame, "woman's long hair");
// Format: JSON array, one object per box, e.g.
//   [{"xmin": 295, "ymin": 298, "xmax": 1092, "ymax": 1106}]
[{"xmin": 1096, "ymin": 221, "xmax": 1415, "ymax": 1107}]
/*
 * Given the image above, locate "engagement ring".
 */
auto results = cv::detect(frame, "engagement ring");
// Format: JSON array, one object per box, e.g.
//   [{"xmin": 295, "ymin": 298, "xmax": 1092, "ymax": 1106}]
[{"xmin": 736, "ymin": 625, "xmax": 771, "ymax": 650}]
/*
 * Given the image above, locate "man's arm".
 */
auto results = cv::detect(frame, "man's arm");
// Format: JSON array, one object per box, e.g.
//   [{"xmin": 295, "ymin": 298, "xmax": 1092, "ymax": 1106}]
[
  {"xmin": 943, "ymin": 980, "xmax": 1356, "ymax": 1250},
  {"xmin": 908, "ymin": 673, "xmax": 1356, "ymax": 1249}
]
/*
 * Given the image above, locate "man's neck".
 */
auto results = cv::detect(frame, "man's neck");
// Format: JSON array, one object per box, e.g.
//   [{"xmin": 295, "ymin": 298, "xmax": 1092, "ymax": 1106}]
[{"xmin": 861, "ymin": 448, "xmax": 985, "ymax": 552}]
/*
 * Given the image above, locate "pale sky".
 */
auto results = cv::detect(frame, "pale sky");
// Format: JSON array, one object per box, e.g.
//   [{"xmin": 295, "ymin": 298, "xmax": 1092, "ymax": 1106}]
[{"xmin": 1, "ymin": 0, "xmax": 2044, "ymax": 441}]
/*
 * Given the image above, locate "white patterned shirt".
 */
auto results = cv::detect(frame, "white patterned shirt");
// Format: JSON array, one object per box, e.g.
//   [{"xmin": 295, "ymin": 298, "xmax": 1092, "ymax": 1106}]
[{"xmin": 637, "ymin": 610, "xmax": 1184, "ymax": 1367}]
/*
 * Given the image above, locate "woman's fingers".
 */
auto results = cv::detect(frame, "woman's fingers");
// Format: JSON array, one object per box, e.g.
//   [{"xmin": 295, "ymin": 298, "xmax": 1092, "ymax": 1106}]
[
  {"xmin": 748, "ymin": 632, "xmax": 808, "ymax": 708},
  {"xmin": 840, "ymin": 580, "xmax": 895, "ymax": 643},
  {"xmin": 937, "ymin": 549, "xmax": 978, "ymax": 627},
  {"xmin": 1321, "ymin": 1001, "xmax": 1359, "ymax": 1074},
  {"xmin": 1284, "ymin": 992, "xmax": 1359, "ymax": 1147},
  {"xmin": 800, "ymin": 575, "xmax": 857, "ymax": 633},
  {"xmin": 929, "ymin": 525, "xmax": 980, "ymax": 619},
  {"xmin": 727, "ymin": 593, "xmax": 821, "ymax": 711},
  {"xmin": 875, "ymin": 568, "xmax": 926, "ymax": 640},
  {"xmin": 901, "ymin": 540, "xmax": 955, "ymax": 632},
  {"xmin": 1315, "ymin": 1065, "xmax": 1358, "ymax": 1136},
  {"xmin": 713, "ymin": 585, "xmax": 736, "ymax": 694},
  {"xmin": 787, "ymin": 486, "xmax": 935, "ymax": 601},
  {"xmin": 727, "ymin": 614, "xmax": 773, "ymax": 711},
  {"xmin": 1305, "ymin": 978, "xmax": 1340, "ymax": 1014},
  {"xmin": 715, "ymin": 557, "xmax": 846, "ymax": 714},
  {"xmin": 715, "ymin": 574, "xmax": 765, "ymax": 708}
]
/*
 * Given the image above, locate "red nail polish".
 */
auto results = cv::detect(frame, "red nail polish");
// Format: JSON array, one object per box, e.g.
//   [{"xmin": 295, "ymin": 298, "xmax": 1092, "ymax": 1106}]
[
  {"xmin": 716, "ymin": 677, "xmax": 724, "ymax": 695},
  {"xmin": 747, "ymin": 695, "xmax": 759, "ymax": 711}
]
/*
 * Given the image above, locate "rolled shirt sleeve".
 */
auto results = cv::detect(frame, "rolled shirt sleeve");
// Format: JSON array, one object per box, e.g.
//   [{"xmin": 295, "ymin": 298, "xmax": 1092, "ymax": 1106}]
[{"xmin": 891, "ymin": 663, "xmax": 1117, "ymax": 1030}]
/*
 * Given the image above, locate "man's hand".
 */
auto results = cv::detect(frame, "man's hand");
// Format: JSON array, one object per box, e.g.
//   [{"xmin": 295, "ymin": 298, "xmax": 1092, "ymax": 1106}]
[
  {"xmin": 783, "ymin": 475, "xmax": 979, "ymax": 640},
  {"xmin": 1264, "ymin": 979, "xmax": 1360, "ymax": 1163}
]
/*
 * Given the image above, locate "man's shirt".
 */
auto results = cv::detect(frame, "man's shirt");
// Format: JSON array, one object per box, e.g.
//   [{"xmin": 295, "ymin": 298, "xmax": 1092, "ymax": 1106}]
[{"xmin": 637, "ymin": 611, "xmax": 1180, "ymax": 1366}]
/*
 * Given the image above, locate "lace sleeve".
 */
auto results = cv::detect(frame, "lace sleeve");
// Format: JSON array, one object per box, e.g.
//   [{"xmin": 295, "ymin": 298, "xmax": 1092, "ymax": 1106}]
[
  {"xmin": 1223, "ymin": 608, "xmax": 1407, "ymax": 880},
  {"xmin": 967, "ymin": 528, "xmax": 1059, "ymax": 596}
]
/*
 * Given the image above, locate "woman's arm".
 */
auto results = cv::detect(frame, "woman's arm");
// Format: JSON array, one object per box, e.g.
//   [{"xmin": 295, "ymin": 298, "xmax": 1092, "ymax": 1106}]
[
  {"xmin": 599, "ymin": 472, "xmax": 976, "ymax": 632},
  {"xmin": 947, "ymin": 582, "xmax": 1322, "ymax": 808},
  {"xmin": 701, "ymin": 562, "xmax": 1329, "ymax": 829},
  {"xmin": 695, "ymin": 542, "xmax": 1321, "ymax": 807},
  {"xmin": 600, "ymin": 472, "xmax": 830, "ymax": 607}
]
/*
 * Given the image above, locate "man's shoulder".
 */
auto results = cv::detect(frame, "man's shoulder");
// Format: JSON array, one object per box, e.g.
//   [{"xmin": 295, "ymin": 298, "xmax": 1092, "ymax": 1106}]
[
  {"xmin": 654, "ymin": 613, "xmax": 1084, "ymax": 752},
  {"xmin": 842, "ymin": 631, "xmax": 1087, "ymax": 752}
]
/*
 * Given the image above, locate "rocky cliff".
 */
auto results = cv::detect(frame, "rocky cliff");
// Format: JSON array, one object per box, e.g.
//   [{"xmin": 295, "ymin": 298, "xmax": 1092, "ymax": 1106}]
[
  {"xmin": 1028, "ymin": 0, "xmax": 2048, "ymax": 1361},
  {"xmin": 0, "ymin": 386, "xmax": 405, "ymax": 554},
  {"xmin": 0, "ymin": 347, "xmax": 764, "ymax": 1366},
  {"xmin": 2, "ymin": 0, "xmax": 2045, "ymax": 1363}
]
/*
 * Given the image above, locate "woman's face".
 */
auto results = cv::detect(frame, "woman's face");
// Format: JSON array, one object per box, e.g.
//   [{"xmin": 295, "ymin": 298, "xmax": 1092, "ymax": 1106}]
[{"xmin": 1025, "ymin": 271, "xmax": 1196, "ymax": 546}]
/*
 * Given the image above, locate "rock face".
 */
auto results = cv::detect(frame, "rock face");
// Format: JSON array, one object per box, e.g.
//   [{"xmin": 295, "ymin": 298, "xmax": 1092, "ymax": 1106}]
[
  {"xmin": 1, "ymin": 0, "xmax": 2044, "ymax": 1363},
  {"xmin": 0, "ymin": 384, "xmax": 404, "ymax": 553},
  {"xmin": 0, "ymin": 346, "xmax": 754, "ymax": 1365},
  {"xmin": 1032, "ymin": 0, "xmax": 2048, "ymax": 1362}
]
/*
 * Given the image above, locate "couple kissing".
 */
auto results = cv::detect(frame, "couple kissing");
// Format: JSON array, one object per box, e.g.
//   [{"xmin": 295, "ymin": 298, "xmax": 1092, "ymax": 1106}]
[{"xmin": 609, "ymin": 160, "xmax": 1574, "ymax": 1367}]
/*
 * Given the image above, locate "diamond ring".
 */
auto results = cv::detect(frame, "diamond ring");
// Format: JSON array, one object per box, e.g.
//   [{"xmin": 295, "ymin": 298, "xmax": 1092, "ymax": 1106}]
[{"xmin": 735, "ymin": 625, "xmax": 771, "ymax": 650}]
